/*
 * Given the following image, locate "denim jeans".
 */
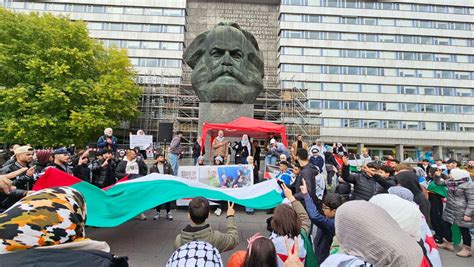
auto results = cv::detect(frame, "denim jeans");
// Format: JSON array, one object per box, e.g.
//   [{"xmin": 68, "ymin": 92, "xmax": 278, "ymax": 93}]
[
  {"xmin": 265, "ymin": 155, "xmax": 277, "ymax": 166},
  {"xmin": 168, "ymin": 153, "xmax": 179, "ymax": 176}
]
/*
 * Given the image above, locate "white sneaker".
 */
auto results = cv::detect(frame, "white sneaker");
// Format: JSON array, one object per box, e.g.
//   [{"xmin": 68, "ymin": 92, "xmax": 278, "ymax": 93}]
[
  {"xmin": 137, "ymin": 213, "xmax": 147, "ymax": 220},
  {"xmin": 153, "ymin": 212, "xmax": 161, "ymax": 220},
  {"xmin": 166, "ymin": 212, "xmax": 173, "ymax": 221},
  {"xmin": 214, "ymin": 208, "xmax": 222, "ymax": 216}
]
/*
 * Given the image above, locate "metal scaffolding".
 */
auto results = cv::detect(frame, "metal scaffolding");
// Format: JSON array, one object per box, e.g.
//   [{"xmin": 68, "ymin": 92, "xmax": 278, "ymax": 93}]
[{"xmin": 133, "ymin": 77, "xmax": 320, "ymax": 145}]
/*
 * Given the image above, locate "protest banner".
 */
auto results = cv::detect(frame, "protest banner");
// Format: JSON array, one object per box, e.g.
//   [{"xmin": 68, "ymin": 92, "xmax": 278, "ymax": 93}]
[
  {"xmin": 130, "ymin": 135, "xmax": 153, "ymax": 150},
  {"xmin": 177, "ymin": 164, "xmax": 254, "ymax": 206}
]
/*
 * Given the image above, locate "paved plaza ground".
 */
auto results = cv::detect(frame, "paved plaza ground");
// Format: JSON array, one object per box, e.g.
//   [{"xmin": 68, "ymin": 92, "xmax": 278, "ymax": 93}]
[{"xmin": 88, "ymin": 208, "xmax": 474, "ymax": 267}]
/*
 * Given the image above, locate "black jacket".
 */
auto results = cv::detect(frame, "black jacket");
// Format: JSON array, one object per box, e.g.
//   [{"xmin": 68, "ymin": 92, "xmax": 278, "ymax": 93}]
[
  {"xmin": 72, "ymin": 164, "xmax": 91, "ymax": 182},
  {"xmin": 192, "ymin": 141, "xmax": 204, "ymax": 158},
  {"xmin": 149, "ymin": 161, "xmax": 173, "ymax": 175},
  {"xmin": 341, "ymin": 165, "xmax": 391, "ymax": 201},
  {"xmin": 91, "ymin": 159, "xmax": 117, "ymax": 188},
  {"xmin": 294, "ymin": 163, "xmax": 319, "ymax": 199},
  {"xmin": 0, "ymin": 189, "xmax": 27, "ymax": 212},
  {"xmin": 0, "ymin": 161, "xmax": 34, "ymax": 190},
  {"xmin": 0, "ymin": 248, "xmax": 128, "ymax": 267}
]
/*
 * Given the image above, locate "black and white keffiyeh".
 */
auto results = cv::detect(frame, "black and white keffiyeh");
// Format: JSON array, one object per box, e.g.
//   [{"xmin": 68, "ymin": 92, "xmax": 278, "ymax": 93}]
[{"xmin": 166, "ymin": 241, "xmax": 223, "ymax": 267}]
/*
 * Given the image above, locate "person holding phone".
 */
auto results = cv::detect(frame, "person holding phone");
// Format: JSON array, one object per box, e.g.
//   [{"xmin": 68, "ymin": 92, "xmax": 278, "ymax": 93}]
[
  {"xmin": 91, "ymin": 149, "xmax": 117, "ymax": 188},
  {"xmin": 72, "ymin": 149, "xmax": 91, "ymax": 182}
]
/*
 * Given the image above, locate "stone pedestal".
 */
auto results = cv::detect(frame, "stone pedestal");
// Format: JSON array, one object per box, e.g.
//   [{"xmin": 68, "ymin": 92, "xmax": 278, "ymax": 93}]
[{"xmin": 198, "ymin": 102, "xmax": 254, "ymax": 162}]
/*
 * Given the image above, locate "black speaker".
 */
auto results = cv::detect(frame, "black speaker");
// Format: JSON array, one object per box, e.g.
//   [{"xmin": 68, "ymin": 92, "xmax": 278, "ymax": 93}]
[{"xmin": 158, "ymin": 123, "xmax": 173, "ymax": 142}]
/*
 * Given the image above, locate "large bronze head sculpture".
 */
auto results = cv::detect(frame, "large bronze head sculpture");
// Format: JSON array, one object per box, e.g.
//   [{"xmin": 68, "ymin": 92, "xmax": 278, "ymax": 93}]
[{"xmin": 183, "ymin": 22, "xmax": 264, "ymax": 104}]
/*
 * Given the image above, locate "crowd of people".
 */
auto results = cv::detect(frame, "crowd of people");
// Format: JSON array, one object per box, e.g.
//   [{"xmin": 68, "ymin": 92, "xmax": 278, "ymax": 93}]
[{"xmin": 0, "ymin": 128, "xmax": 473, "ymax": 266}]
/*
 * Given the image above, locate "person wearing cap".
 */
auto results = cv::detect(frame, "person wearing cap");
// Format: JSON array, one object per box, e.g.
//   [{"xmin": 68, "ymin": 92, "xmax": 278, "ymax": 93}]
[
  {"xmin": 267, "ymin": 139, "xmax": 290, "ymax": 167},
  {"xmin": 0, "ymin": 145, "xmax": 35, "ymax": 190},
  {"xmin": 97, "ymin": 128, "xmax": 118, "ymax": 153},
  {"xmin": 439, "ymin": 169, "xmax": 473, "ymax": 257},
  {"xmin": 47, "ymin": 147, "xmax": 72, "ymax": 175},
  {"xmin": 149, "ymin": 153, "xmax": 174, "ymax": 221},
  {"xmin": 91, "ymin": 148, "xmax": 116, "ymax": 188},
  {"xmin": 291, "ymin": 134, "xmax": 308, "ymax": 162},
  {"xmin": 309, "ymin": 147, "xmax": 324, "ymax": 174}
]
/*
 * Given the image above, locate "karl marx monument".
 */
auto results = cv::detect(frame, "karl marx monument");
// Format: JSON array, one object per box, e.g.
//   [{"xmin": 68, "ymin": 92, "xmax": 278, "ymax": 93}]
[{"xmin": 184, "ymin": 22, "xmax": 264, "ymax": 126}]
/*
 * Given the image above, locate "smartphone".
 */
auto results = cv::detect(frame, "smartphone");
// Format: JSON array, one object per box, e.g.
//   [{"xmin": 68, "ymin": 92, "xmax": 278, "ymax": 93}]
[{"xmin": 277, "ymin": 180, "xmax": 285, "ymax": 189}]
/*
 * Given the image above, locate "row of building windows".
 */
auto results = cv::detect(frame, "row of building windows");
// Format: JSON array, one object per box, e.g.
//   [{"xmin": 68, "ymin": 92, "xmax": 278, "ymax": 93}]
[
  {"xmin": 280, "ymin": 81, "xmax": 474, "ymax": 97},
  {"xmin": 280, "ymin": 30, "xmax": 474, "ymax": 47},
  {"xmin": 280, "ymin": 14, "xmax": 473, "ymax": 31},
  {"xmin": 280, "ymin": 64, "xmax": 473, "ymax": 80},
  {"xmin": 137, "ymin": 75, "xmax": 181, "ymax": 85},
  {"xmin": 101, "ymin": 39, "xmax": 183, "ymax": 51},
  {"xmin": 282, "ymin": 0, "xmax": 472, "ymax": 15},
  {"xmin": 310, "ymin": 100, "xmax": 474, "ymax": 115},
  {"xmin": 87, "ymin": 22, "xmax": 183, "ymax": 33},
  {"xmin": 280, "ymin": 47, "xmax": 474, "ymax": 63},
  {"xmin": 322, "ymin": 118, "xmax": 474, "ymax": 132},
  {"xmin": 130, "ymin": 58, "xmax": 181, "ymax": 68},
  {"xmin": 6, "ymin": 1, "xmax": 185, "ymax": 16}
]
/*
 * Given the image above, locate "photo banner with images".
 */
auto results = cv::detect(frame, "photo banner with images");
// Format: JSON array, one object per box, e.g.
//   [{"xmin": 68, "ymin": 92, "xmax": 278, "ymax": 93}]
[
  {"xmin": 130, "ymin": 135, "xmax": 153, "ymax": 150},
  {"xmin": 177, "ymin": 164, "xmax": 254, "ymax": 206}
]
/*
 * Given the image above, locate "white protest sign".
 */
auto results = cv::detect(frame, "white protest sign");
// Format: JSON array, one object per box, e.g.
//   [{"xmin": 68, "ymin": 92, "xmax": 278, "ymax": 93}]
[{"xmin": 130, "ymin": 135, "xmax": 153, "ymax": 150}]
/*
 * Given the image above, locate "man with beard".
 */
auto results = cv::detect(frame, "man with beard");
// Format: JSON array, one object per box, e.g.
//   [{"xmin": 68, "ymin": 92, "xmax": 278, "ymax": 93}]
[
  {"xmin": 97, "ymin": 127, "xmax": 118, "ymax": 153},
  {"xmin": 183, "ymin": 22, "xmax": 264, "ymax": 104},
  {"xmin": 48, "ymin": 147, "xmax": 72, "ymax": 174},
  {"xmin": 0, "ymin": 146, "xmax": 35, "ymax": 190}
]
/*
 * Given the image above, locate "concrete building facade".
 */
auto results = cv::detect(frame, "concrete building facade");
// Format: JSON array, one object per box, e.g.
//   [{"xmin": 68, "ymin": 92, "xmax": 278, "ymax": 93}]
[
  {"xmin": 278, "ymin": 0, "xmax": 474, "ymax": 161},
  {"xmin": 3, "ymin": 0, "xmax": 474, "ymax": 160}
]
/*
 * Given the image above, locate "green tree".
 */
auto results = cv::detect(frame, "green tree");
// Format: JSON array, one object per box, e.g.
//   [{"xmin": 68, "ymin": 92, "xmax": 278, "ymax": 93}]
[{"xmin": 0, "ymin": 8, "xmax": 141, "ymax": 146}]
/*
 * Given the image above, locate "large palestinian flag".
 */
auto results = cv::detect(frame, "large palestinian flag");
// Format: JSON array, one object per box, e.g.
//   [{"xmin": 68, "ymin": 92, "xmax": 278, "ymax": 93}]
[{"xmin": 33, "ymin": 168, "xmax": 283, "ymax": 227}]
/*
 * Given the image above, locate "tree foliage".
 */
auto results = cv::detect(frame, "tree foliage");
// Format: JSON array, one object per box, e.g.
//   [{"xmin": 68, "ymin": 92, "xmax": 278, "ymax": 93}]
[{"xmin": 0, "ymin": 8, "xmax": 141, "ymax": 146}]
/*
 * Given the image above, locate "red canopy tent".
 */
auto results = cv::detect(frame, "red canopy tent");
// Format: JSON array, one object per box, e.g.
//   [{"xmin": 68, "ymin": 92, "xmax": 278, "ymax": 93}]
[{"xmin": 201, "ymin": 117, "xmax": 288, "ymax": 147}]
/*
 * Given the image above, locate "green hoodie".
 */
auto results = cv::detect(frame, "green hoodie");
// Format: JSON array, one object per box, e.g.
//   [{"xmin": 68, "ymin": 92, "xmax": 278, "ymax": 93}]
[{"xmin": 174, "ymin": 216, "xmax": 239, "ymax": 253}]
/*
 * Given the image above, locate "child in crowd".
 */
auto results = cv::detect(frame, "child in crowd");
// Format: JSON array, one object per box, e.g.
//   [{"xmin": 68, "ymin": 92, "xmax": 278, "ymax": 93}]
[
  {"xmin": 174, "ymin": 197, "xmax": 239, "ymax": 253},
  {"xmin": 300, "ymin": 179, "xmax": 345, "ymax": 264},
  {"xmin": 269, "ymin": 183, "xmax": 316, "ymax": 267},
  {"xmin": 227, "ymin": 233, "xmax": 277, "ymax": 267}
]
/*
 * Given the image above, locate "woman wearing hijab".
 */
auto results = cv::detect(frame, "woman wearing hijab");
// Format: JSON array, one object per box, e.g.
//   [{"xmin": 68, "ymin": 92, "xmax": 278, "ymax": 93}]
[
  {"xmin": 395, "ymin": 170, "xmax": 431, "ymax": 226},
  {"xmin": 370, "ymin": 194, "xmax": 442, "ymax": 267},
  {"xmin": 439, "ymin": 169, "xmax": 473, "ymax": 257},
  {"xmin": 322, "ymin": 200, "xmax": 423, "ymax": 267},
  {"xmin": 0, "ymin": 187, "xmax": 128, "ymax": 266},
  {"xmin": 234, "ymin": 134, "xmax": 252, "ymax": 164}
]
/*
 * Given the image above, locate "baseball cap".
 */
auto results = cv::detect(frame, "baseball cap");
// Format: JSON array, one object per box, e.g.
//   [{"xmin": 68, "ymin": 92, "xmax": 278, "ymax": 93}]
[
  {"xmin": 14, "ymin": 145, "xmax": 34, "ymax": 155},
  {"xmin": 270, "ymin": 139, "xmax": 276, "ymax": 144},
  {"xmin": 53, "ymin": 147, "xmax": 70, "ymax": 155},
  {"xmin": 311, "ymin": 147, "xmax": 320, "ymax": 154}
]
